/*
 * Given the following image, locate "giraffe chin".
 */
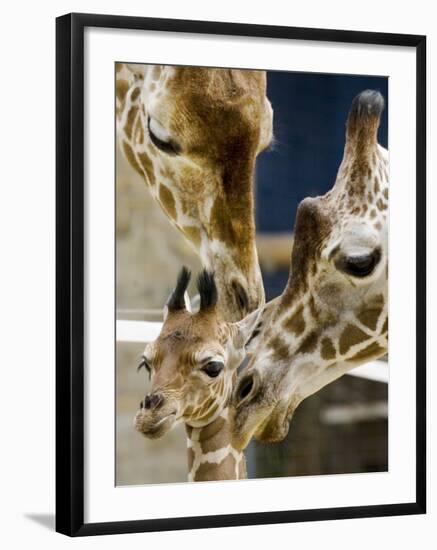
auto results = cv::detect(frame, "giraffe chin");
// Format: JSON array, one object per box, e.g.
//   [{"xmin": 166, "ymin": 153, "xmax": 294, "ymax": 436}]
[
  {"xmin": 133, "ymin": 410, "xmax": 177, "ymax": 440},
  {"xmin": 253, "ymin": 399, "xmax": 298, "ymax": 444}
]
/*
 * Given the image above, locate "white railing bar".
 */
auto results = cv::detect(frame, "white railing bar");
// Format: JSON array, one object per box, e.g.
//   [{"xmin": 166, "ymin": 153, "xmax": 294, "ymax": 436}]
[{"xmin": 117, "ymin": 308, "xmax": 163, "ymax": 316}]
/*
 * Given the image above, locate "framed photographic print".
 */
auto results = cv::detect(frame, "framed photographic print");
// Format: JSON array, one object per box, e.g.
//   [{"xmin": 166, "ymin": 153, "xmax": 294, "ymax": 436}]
[{"xmin": 56, "ymin": 12, "xmax": 426, "ymax": 536}]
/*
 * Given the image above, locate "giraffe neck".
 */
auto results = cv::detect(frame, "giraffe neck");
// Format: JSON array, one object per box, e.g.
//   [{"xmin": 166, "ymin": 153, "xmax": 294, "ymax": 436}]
[
  {"xmin": 116, "ymin": 64, "xmax": 198, "ymax": 239},
  {"xmin": 185, "ymin": 407, "xmax": 246, "ymax": 482}
]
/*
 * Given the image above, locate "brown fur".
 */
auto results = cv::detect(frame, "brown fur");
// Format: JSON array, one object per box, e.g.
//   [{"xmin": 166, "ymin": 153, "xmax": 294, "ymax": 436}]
[{"xmin": 283, "ymin": 304, "xmax": 306, "ymax": 336}]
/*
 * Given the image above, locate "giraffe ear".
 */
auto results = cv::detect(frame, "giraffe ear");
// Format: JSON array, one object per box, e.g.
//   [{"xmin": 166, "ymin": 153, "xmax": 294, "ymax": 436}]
[{"xmin": 232, "ymin": 307, "xmax": 263, "ymax": 350}]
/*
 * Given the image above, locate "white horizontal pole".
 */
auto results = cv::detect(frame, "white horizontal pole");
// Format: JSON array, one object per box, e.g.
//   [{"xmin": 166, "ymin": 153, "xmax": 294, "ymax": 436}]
[
  {"xmin": 116, "ymin": 320, "xmax": 388, "ymax": 384},
  {"xmin": 346, "ymin": 361, "xmax": 388, "ymax": 383},
  {"xmin": 116, "ymin": 319, "xmax": 162, "ymax": 343}
]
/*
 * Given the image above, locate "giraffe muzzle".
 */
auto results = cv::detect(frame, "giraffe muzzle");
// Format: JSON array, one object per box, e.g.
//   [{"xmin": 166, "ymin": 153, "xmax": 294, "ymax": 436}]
[{"xmin": 134, "ymin": 394, "xmax": 178, "ymax": 439}]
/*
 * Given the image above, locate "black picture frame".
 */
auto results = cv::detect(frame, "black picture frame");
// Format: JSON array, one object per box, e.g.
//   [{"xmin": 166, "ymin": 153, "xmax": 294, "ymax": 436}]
[{"xmin": 56, "ymin": 12, "xmax": 426, "ymax": 537}]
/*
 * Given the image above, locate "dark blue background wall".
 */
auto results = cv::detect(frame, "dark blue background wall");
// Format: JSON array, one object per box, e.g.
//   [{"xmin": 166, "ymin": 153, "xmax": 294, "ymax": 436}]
[{"xmin": 256, "ymin": 72, "xmax": 388, "ymax": 233}]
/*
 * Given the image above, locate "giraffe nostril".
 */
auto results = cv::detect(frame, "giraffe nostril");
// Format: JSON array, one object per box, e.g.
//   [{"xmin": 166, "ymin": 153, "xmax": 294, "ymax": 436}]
[
  {"xmin": 239, "ymin": 378, "xmax": 253, "ymax": 399},
  {"xmin": 232, "ymin": 280, "xmax": 249, "ymax": 314},
  {"xmin": 235, "ymin": 371, "xmax": 260, "ymax": 407},
  {"xmin": 143, "ymin": 393, "xmax": 164, "ymax": 410}
]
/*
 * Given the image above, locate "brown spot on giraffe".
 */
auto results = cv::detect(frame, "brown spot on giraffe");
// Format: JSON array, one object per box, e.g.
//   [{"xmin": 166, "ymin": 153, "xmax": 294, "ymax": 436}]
[
  {"xmin": 374, "ymin": 177, "xmax": 380, "ymax": 194},
  {"xmin": 308, "ymin": 294, "xmax": 320, "ymax": 321},
  {"xmin": 268, "ymin": 336, "xmax": 291, "ymax": 362},
  {"xmin": 350, "ymin": 341, "xmax": 386, "ymax": 363},
  {"xmin": 130, "ymin": 86, "xmax": 141, "ymax": 102},
  {"xmin": 199, "ymin": 418, "xmax": 229, "ymax": 454},
  {"xmin": 297, "ymin": 330, "xmax": 319, "ymax": 355},
  {"xmin": 339, "ymin": 324, "xmax": 370, "ymax": 355},
  {"xmin": 356, "ymin": 295, "xmax": 384, "ymax": 331},
  {"xmin": 116, "ymin": 78, "xmax": 129, "ymax": 102},
  {"xmin": 122, "ymin": 141, "xmax": 142, "ymax": 175},
  {"xmin": 159, "ymin": 184, "xmax": 177, "ymax": 220},
  {"xmin": 133, "ymin": 117, "xmax": 144, "ymax": 145},
  {"xmin": 193, "ymin": 454, "xmax": 238, "ymax": 481},
  {"xmin": 320, "ymin": 337, "xmax": 336, "ymax": 360},
  {"xmin": 381, "ymin": 316, "xmax": 388, "ymax": 335},
  {"xmin": 282, "ymin": 304, "xmax": 306, "ymax": 336},
  {"xmin": 137, "ymin": 152, "xmax": 156, "ymax": 185},
  {"xmin": 356, "ymin": 308, "xmax": 381, "ymax": 331},
  {"xmin": 370, "ymin": 208, "xmax": 377, "ymax": 219},
  {"xmin": 383, "ymin": 188, "xmax": 389, "ymax": 200},
  {"xmin": 376, "ymin": 197, "xmax": 387, "ymax": 211},
  {"xmin": 124, "ymin": 105, "xmax": 138, "ymax": 140}
]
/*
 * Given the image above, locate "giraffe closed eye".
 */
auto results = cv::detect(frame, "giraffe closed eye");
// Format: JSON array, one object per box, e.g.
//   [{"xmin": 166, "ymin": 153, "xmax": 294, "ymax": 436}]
[{"xmin": 147, "ymin": 116, "xmax": 181, "ymax": 156}]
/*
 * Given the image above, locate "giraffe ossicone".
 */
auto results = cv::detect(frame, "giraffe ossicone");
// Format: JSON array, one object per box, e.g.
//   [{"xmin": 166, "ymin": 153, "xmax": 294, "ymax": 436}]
[
  {"xmin": 134, "ymin": 268, "xmax": 261, "ymax": 481},
  {"xmin": 116, "ymin": 63, "xmax": 274, "ymax": 321},
  {"xmin": 232, "ymin": 90, "xmax": 389, "ymax": 449}
]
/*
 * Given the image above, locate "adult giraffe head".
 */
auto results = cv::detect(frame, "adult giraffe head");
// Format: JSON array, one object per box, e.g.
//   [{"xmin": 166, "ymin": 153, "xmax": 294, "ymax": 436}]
[
  {"xmin": 117, "ymin": 64, "xmax": 273, "ymax": 321},
  {"xmin": 134, "ymin": 267, "xmax": 260, "ymax": 440},
  {"xmin": 232, "ymin": 90, "xmax": 389, "ymax": 448}
]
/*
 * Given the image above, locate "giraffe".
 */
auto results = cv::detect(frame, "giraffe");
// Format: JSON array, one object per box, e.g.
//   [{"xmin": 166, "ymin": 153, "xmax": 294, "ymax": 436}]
[
  {"xmin": 232, "ymin": 90, "xmax": 389, "ymax": 449},
  {"xmin": 133, "ymin": 267, "xmax": 261, "ymax": 481},
  {"xmin": 116, "ymin": 63, "xmax": 273, "ymax": 321}
]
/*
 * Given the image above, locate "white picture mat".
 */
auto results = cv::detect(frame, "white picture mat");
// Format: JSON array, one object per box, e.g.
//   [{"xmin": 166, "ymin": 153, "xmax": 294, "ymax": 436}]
[{"xmin": 84, "ymin": 27, "xmax": 416, "ymax": 524}]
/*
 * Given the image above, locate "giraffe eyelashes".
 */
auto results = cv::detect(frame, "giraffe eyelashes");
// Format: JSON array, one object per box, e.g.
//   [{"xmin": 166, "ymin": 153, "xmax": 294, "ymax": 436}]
[
  {"xmin": 335, "ymin": 248, "xmax": 381, "ymax": 278},
  {"xmin": 147, "ymin": 116, "xmax": 181, "ymax": 156},
  {"xmin": 138, "ymin": 357, "xmax": 152, "ymax": 379},
  {"xmin": 202, "ymin": 361, "xmax": 224, "ymax": 378}
]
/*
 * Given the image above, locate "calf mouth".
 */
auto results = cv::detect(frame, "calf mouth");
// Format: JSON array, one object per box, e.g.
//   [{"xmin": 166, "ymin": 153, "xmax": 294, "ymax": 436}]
[{"xmin": 134, "ymin": 411, "xmax": 177, "ymax": 439}]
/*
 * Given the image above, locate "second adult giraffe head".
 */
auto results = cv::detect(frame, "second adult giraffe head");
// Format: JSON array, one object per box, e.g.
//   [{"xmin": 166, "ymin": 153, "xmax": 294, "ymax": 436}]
[
  {"xmin": 116, "ymin": 64, "xmax": 273, "ymax": 321},
  {"xmin": 233, "ymin": 90, "xmax": 389, "ymax": 448}
]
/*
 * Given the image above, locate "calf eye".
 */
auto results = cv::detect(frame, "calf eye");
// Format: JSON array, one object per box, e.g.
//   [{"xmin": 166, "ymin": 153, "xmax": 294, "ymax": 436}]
[
  {"xmin": 336, "ymin": 249, "xmax": 381, "ymax": 278},
  {"xmin": 202, "ymin": 361, "xmax": 224, "ymax": 378},
  {"xmin": 147, "ymin": 117, "xmax": 181, "ymax": 156}
]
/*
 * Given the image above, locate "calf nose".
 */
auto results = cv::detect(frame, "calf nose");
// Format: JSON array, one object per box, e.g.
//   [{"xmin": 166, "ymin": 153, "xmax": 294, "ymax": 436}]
[{"xmin": 142, "ymin": 393, "xmax": 164, "ymax": 410}]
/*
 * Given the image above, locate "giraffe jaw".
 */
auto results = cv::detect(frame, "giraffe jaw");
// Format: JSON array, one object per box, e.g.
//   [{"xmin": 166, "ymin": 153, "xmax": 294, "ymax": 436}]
[
  {"xmin": 253, "ymin": 397, "xmax": 300, "ymax": 443},
  {"xmin": 233, "ymin": 364, "xmax": 302, "ymax": 447}
]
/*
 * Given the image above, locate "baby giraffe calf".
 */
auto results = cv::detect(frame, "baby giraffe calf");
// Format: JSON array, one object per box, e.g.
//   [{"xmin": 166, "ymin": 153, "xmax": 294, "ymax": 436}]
[{"xmin": 134, "ymin": 267, "xmax": 260, "ymax": 481}]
